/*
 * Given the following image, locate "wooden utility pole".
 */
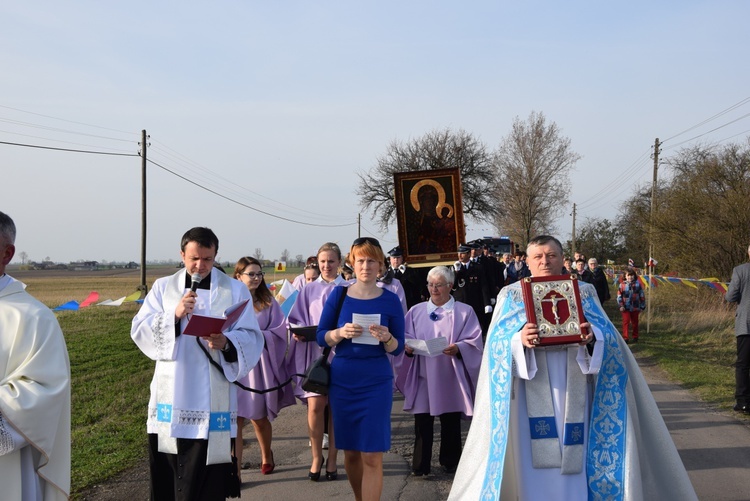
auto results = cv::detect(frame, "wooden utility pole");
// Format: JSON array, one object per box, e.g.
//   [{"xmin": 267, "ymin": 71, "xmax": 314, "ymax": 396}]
[
  {"xmin": 358, "ymin": 213, "xmax": 361, "ymax": 238},
  {"xmin": 138, "ymin": 130, "xmax": 148, "ymax": 295},
  {"xmin": 571, "ymin": 203, "xmax": 577, "ymax": 255},
  {"xmin": 646, "ymin": 137, "xmax": 660, "ymax": 333}
]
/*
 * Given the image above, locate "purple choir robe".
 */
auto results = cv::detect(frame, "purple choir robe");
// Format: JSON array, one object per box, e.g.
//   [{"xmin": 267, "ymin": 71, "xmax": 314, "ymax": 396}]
[
  {"xmin": 291, "ymin": 273, "xmax": 305, "ymax": 292},
  {"xmin": 286, "ymin": 280, "xmax": 340, "ymax": 401},
  {"xmin": 237, "ymin": 300, "xmax": 296, "ymax": 420},
  {"xmin": 396, "ymin": 299, "xmax": 483, "ymax": 417}
]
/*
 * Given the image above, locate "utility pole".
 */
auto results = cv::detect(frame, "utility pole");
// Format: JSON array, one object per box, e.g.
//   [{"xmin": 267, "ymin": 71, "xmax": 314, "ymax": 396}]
[
  {"xmin": 138, "ymin": 130, "xmax": 149, "ymax": 295},
  {"xmin": 646, "ymin": 137, "xmax": 660, "ymax": 333},
  {"xmin": 358, "ymin": 213, "xmax": 361, "ymax": 238},
  {"xmin": 571, "ymin": 203, "xmax": 577, "ymax": 255}
]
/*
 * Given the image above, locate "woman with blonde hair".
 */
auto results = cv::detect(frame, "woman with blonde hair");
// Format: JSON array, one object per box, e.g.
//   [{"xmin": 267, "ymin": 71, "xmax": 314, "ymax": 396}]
[
  {"xmin": 233, "ymin": 256, "xmax": 295, "ymax": 476},
  {"xmin": 287, "ymin": 242, "xmax": 345, "ymax": 481},
  {"xmin": 318, "ymin": 237, "xmax": 405, "ymax": 501}
]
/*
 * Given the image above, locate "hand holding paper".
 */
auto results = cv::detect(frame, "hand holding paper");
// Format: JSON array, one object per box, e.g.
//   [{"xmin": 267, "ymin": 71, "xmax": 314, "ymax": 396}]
[{"xmin": 405, "ymin": 336, "xmax": 449, "ymax": 357}]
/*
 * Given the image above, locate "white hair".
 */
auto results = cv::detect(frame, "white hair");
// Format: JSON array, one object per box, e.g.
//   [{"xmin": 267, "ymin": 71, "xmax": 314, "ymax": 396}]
[{"xmin": 428, "ymin": 266, "xmax": 454, "ymax": 285}]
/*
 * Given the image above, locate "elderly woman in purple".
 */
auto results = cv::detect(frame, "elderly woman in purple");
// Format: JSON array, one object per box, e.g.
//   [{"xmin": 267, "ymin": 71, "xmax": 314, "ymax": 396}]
[
  {"xmin": 287, "ymin": 242, "xmax": 345, "ymax": 481},
  {"xmin": 233, "ymin": 256, "xmax": 295, "ymax": 476},
  {"xmin": 397, "ymin": 265, "xmax": 483, "ymax": 476}
]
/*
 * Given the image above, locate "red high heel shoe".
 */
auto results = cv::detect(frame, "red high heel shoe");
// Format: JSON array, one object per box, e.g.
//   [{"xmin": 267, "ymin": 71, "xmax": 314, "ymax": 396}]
[{"xmin": 261, "ymin": 451, "xmax": 275, "ymax": 475}]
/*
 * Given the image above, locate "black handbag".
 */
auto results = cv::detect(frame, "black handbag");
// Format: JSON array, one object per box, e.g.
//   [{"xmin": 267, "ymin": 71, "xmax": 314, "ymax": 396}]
[
  {"xmin": 301, "ymin": 286, "xmax": 347, "ymax": 395},
  {"xmin": 300, "ymin": 346, "xmax": 332, "ymax": 395}
]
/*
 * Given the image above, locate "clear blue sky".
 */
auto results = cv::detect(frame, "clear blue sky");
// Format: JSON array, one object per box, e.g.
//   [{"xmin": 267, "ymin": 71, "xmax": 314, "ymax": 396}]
[{"xmin": 2, "ymin": 1, "xmax": 749, "ymax": 264}]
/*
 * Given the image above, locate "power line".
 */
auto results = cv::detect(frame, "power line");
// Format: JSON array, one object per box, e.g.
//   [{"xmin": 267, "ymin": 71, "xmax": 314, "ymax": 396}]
[
  {"xmin": 662, "ymin": 112, "xmax": 750, "ymax": 151},
  {"xmin": 0, "ymin": 104, "xmax": 137, "ymax": 136},
  {"xmin": 148, "ymin": 141, "xmax": 350, "ymax": 223},
  {"xmin": 146, "ymin": 157, "xmax": 358, "ymax": 228},
  {"xmin": 662, "ymin": 96, "xmax": 750, "ymax": 144},
  {"xmin": 0, "ymin": 139, "xmax": 138, "ymax": 157}
]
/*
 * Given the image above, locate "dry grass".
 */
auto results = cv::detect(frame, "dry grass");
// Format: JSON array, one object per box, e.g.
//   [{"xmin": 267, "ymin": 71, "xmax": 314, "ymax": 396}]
[{"xmin": 608, "ymin": 283, "xmax": 739, "ymax": 410}]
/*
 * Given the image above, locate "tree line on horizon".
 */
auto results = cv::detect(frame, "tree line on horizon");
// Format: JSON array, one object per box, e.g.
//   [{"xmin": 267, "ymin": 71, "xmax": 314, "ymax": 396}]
[{"xmin": 356, "ymin": 111, "xmax": 750, "ymax": 281}]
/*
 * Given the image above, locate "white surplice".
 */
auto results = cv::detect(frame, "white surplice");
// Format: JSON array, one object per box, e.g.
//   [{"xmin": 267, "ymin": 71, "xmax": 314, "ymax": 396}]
[
  {"xmin": 0, "ymin": 275, "xmax": 71, "ymax": 501},
  {"xmin": 131, "ymin": 268, "xmax": 263, "ymax": 461}
]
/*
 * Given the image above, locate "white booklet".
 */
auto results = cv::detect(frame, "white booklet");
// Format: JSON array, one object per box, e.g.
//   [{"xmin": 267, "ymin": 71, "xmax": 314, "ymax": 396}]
[
  {"xmin": 351, "ymin": 313, "xmax": 381, "ymax": 345},
  {"xmin": 405, "ymin": 336, "xmax": 449, "ymax": 357}
]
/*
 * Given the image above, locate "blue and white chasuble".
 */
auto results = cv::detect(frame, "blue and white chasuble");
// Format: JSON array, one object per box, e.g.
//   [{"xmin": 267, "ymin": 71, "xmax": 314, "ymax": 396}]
[{"xmin": 448, "ymin": 282, "xmax": 697, "ymax": 501}]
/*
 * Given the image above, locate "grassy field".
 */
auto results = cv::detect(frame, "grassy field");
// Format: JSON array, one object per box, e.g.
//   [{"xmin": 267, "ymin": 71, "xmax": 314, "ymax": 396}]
[
  {"xmin": 6, "ymin": 266, "xmax": 745, "ymax": 496},
  {"xmin": 10, "ymin": 265, "xmax": 301, "ymax": 498}
]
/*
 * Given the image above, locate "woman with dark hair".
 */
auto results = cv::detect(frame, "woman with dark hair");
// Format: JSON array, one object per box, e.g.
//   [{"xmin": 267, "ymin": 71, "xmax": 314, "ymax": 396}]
[
  {"xmin": 233, "ymin": 257, "xmax": 295, "ymax": 477},
  {"xmin": 318, "ymin": 237, "xmax": 405, "ymax": 501},
  {"xmin": 287, "ymin": 242, "xmax": 345, "ymax": 481},
  {"xmin": 617, "ymin": 267, "xmax": 646, "ymax": 343},
  {"xmin": 292, "ymin": 256, "xmax": 318, "ymax": 290}
]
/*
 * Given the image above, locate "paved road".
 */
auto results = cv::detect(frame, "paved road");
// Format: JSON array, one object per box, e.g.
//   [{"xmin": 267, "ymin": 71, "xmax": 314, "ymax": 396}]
[{"xmin": 80, "ymin": 356, "xmax": 750, "ymax": 500}]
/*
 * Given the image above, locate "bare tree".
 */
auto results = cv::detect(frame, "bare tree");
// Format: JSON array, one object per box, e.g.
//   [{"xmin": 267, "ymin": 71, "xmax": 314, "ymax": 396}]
[
  {"xmin": 253, "ymin": 248, "xmax": 263, "ymax": 261},
  {"xmin": 19, "ymin": 251, "xmax": 28, "ymax": 264},
  {"xmin": 280, "ymin": 248, "xmax": 291, "ymax": 263},
  {"xmin": 357, "ymin": 128, "xmax": 499, "ymax": 231},
  {"xmin": 295, "ymin": 254, "xmax": 304, "ymax": 267},
  {"xmin": 637, "ymin": 142, "xmax": 750, "ymax": 279},
  {"xmin": 493, "ymin": 112, "xmax": 580, "ymax": 247}
]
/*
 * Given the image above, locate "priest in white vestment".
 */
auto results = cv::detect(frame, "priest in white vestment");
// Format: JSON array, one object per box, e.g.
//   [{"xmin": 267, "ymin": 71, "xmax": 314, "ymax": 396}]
[
  {"xmin": 132, "ymin": 227, "xmax": 263, "ymax": 500},
  {"xmin": 0, "ymin": 211, "xmax": 71, "ymax": 500},
  {"xmin": 449, "ymin": 235, "xmax": 697, "ymax": 501}
]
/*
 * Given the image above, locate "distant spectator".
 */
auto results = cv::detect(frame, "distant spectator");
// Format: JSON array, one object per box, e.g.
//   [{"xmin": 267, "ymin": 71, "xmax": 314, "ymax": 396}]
[
  {"xmin": 582, "ymin": 258, "xmax": 611, "ymax": 304},
  {"xmin": 617, "ymin": 268, "xmax": 646, "ymax": 343},
  {"xmin": 726, "ymin": 244, "xmax": 750, "ymax": 415}
]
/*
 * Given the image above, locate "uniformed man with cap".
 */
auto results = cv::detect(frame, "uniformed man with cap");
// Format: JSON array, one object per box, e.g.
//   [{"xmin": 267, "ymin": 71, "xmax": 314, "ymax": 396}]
[
  {"xmin": 388, "ymin": 245, "xmax": 426, "ymax": 309},
  {"xmin": 452, "ymin": 243, "xmax": 493, "ymax": 336}
]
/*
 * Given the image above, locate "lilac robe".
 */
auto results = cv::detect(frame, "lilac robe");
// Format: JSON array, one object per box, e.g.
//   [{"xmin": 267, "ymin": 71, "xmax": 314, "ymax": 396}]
[
  {"xmin": 286, "ymin": 279, "xmax": 343, "ymax": 401},
  {"xmin": 291, "ymin": 273, "xmax": 305, "ymax": 292},
  {"xmin": 396, "ymin": 298, "xmax": 483, "ymax": 417},
  {"xmin": 237, "ymin": 300, "xmax": 296, "ymax": 420}
]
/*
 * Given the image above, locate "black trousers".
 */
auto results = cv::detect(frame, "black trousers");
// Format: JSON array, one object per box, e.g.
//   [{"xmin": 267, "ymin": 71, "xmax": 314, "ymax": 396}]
[
  {"xmin": 412, "ymin": 412, "xmax": 462, "ymax": 474},
  {"xmin": 736, "ymin": 334, "xmax": 750, "ymax": 405},
  {"xmin": 148, "ymin": 434, "xmax": 233, "ymax": 501}
]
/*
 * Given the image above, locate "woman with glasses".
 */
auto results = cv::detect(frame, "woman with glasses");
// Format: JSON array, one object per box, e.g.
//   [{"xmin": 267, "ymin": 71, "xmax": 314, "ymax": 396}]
[
  {"xmin": 396, "ymin": 265, "xmax": 483, "ymax": 476},
  {"xmin": 233, "ymin": 257, "xmax": 295, "ymax": 477},
  {"xmin": 318, "ymin": 237, "xmax": 405, "ymax": 501},
  {"xmin": 287, "ymin": 242, "xmax": 346, "ymax": 481}
]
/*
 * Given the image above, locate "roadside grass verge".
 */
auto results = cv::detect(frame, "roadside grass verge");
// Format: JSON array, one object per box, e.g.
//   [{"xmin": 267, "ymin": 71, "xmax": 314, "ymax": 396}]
[{"xmin": 604, "ymin": 284, "xmax": 738, "ymax": 411}]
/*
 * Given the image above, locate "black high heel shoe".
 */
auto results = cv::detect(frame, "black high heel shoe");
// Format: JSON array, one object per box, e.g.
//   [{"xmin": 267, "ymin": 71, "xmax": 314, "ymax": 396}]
[
  {"xmin": 325, "ymin": 463, "xmax": 338, "ymax": 481},
  {"xmin": 309, "ymin": 458, "xmax": 324, "ymax": 482}
]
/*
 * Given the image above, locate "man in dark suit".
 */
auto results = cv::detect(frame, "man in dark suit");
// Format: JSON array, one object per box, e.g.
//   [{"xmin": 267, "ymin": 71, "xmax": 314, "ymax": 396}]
[
  {"xmin": 726, "ymin": 244, "xmax": 750, "ymax": 414},
  {"xmin": 387, "ymin": 245, "xmax": 426, "ymax": 309},
  {"xmin": 453, "ymin": 244, "xmax": 492, "ymax": 335}
]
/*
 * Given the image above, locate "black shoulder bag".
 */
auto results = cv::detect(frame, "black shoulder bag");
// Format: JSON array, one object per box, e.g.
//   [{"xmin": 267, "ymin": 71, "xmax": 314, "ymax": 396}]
[{"xmin": 301, "ymin": 286, "xmax": 347, "ymax": 395}]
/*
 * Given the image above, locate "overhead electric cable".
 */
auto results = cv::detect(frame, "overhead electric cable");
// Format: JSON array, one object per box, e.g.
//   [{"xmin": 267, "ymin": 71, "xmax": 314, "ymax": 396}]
[
  {"xmin": 0, "ymin": 139, "xmax": 138, "ymax": 156},
  {"xmin": 0, "ymin": 104, "xmax": 136, "ymax": 136},
  {"xmin": 146, "ymin": 157, "xmax": 357, "ymax": 228},
  {"xmin": 661, "ymin": 96, "xmax": 750, "ymax": 144}
]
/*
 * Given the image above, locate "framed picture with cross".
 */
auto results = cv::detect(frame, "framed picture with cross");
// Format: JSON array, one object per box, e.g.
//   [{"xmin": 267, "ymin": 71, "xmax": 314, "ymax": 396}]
[{"xmin": 520, "ymin": 274, "xmax": 589, "ymax": 346}]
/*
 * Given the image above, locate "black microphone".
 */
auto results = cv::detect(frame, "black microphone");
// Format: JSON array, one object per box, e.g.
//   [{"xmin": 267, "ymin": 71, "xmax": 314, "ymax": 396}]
[{"xmin": 190, "ymin": 273, "xmax": 202, "ymax": 293}]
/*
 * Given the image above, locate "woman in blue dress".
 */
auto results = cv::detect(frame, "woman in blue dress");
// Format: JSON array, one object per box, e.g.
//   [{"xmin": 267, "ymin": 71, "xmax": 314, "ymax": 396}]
[{"xmin": 317, "ymin": 237, "xmax": 405, "ymax": 501}]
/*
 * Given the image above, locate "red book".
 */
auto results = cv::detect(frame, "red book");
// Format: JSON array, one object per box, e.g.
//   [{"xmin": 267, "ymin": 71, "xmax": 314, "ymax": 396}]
[
  {"xmin": 182, "ymin": 299, "xmax": 251, "ymax": 337},
  {"xmin": 520, "ymin": 274, "xmax": 588, "ymax": 346}
]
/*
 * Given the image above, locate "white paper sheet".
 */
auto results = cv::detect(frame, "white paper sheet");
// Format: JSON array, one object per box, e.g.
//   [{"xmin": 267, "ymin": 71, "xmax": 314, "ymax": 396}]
[
  {"xmin": 405, "ymin": 336, "xmax": 449, "ymax": 357},
  {"xmin": 351, "ymin": 313, "xmax": 381, "ymax": 345}
]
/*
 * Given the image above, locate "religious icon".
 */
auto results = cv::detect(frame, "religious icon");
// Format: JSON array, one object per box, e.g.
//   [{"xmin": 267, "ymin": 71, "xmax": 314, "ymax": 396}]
[
  {"xmin": 520, "ymin": 275, "xmax": 588, "ymax": 346},
  {"xmin": 393, "ymin": 168, "xmax": 465, "ymax": 265}
]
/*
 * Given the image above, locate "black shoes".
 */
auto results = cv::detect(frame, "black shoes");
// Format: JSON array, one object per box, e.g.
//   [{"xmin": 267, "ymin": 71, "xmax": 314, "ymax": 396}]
[
  {"xmin": 309, "ymin": 458, "xmax": 324, "ymax": 481},
  {"xmin": 733, "ymin": 404, "xmax": 750, "ymax": 414}
]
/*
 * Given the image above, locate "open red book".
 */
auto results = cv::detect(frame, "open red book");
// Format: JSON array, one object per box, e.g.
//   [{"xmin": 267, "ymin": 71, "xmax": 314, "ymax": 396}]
[
  {"xmin": 182, "ymin": 298, "xmax": 251, "ymax": 337},
  {"xmin": 520, "ymin": 274, "xmax": 588, "ymax": 346}
]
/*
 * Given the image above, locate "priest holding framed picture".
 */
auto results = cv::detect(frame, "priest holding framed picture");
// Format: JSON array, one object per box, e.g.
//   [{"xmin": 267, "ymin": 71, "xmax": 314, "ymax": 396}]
[{"xmin": 449, "ymin": 235, "xmax": 697, "ymax": 501}]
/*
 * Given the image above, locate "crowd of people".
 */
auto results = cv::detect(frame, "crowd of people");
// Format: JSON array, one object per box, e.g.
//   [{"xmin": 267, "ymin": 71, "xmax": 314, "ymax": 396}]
[{"xmin": 1, "ymin": 209, "xmax": 710, "ymax": 500}]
